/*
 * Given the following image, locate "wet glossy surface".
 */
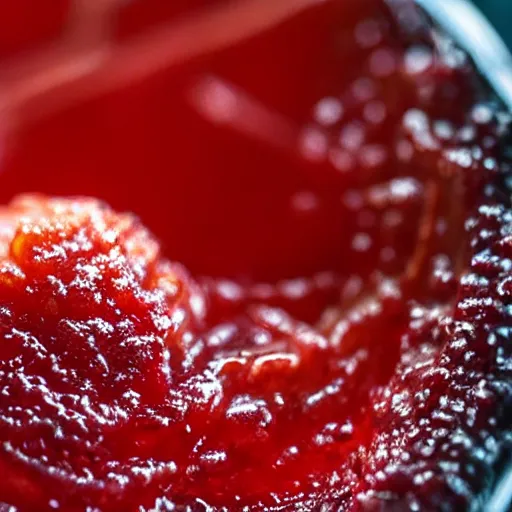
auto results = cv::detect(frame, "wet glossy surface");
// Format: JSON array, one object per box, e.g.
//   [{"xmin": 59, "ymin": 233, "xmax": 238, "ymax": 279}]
[{"xmin": 0, "ymin": 1, "xmax": 511, "ymax": 511}]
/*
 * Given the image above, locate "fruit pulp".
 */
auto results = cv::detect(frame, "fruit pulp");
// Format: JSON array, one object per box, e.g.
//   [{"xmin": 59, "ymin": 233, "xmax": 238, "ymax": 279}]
[{"xmin": 0, "ymin": 0, "xmax": 511, "ymax": 511}]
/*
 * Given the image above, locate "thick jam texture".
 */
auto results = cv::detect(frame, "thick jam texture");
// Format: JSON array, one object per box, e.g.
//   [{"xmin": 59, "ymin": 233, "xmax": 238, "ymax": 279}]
[{"xmin": 0, "ymin": 0, "xmax": 512, "ymax": 511}]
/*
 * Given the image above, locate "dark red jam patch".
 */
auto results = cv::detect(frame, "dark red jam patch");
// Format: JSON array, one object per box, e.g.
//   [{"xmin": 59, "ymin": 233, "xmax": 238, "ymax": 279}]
[{"xmin": 0, "ymin": 0, "xmax": 512, "ymax": 511}]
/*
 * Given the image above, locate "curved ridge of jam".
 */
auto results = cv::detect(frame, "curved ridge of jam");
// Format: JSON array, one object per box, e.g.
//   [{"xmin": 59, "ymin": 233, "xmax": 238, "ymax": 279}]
[{"xmin": 0, "ymin": 195, "xmax": 404, "ymax": 510}]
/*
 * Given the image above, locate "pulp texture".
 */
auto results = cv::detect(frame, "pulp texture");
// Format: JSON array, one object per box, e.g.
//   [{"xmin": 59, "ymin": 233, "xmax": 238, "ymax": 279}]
[{"xmin": 0, "ymin": 0, "xmax": 511, "ymax": 511}]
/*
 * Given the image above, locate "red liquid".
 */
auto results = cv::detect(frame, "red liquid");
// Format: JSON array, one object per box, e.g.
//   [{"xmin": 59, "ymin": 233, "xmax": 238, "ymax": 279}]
[{"xmin": 0, "ymin": 1, "xmax": 511, "ymax": 511}]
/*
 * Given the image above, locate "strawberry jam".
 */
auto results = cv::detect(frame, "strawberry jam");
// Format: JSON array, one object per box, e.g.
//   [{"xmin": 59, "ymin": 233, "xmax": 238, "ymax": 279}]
[{"xmin": 0, "ymin": 0, "xmax": 512, "ymax": 511}]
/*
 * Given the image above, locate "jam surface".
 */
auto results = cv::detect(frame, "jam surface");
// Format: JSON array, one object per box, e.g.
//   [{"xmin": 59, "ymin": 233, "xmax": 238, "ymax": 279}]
[{"xmin": 0, "ymin": 1, "xmax": 512, "ymax": 511}]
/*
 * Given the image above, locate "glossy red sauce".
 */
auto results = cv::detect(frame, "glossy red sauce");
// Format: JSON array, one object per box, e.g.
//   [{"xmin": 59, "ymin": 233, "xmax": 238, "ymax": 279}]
[{"xmin": 0, "ymin": 1, "xmax": 511, "ymax": 511}]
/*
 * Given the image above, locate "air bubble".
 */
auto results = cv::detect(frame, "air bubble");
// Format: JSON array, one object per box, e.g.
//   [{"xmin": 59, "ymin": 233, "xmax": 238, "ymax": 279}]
[
  {"xmin": 352, "ymin": 233, "xmax": 372, "ymax": 252},
  {"xmin": 314, "ymin": 97, "xmax": 344, "ymax": 126},
  {"xmin": 404, "ymin": 46, "xmax": 433, "ymax": 74}
]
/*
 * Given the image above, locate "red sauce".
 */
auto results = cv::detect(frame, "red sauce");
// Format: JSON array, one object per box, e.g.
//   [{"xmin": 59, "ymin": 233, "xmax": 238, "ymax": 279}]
[{"xmin": 0, "ymin": 1, "xmax": 511, "ymax": 510}]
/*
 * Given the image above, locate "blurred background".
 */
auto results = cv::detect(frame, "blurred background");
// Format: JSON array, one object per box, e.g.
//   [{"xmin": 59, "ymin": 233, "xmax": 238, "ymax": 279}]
[{"xmin": 473, "ymin": 0, "xmax": 512, "ymax": 49}]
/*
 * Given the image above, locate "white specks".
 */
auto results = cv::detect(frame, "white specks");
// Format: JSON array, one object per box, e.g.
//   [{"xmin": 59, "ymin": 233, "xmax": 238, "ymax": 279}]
[
  {"xmin": 401, "ymin": 451, "xmax": 411, "ymax": 463},
  {"xmin": 472, "ymin": 104, "xmax": 493, "ymax": 125},
  {"xmin": 472, "ymin": 146, "xmax": 483, "ymax": 161},
  {"xmin": 450, "ymin": 399, "xmax": 465, "ymax": 414},
  {"xmin": 306, "ymin": 379, "xmax": 344, "ymax": 408},
  {"xmin": 314, "ymin": 97, "xmax": 344, "ymax": 126},
  {"xmin": 252, "ymin": 330, "xmax": 271, "ymax": 346},
  {"xmin": 410, "ymin": 501, "xmax": 420, "ymax": 512},
  {"xmin": 153, "ymin": 314, "xmax": 172, "ymax": 332},
  {"xmin": 461, "ymin": 273, "xmax": 489, "ymax": 288},
  {"xmin": 295, "ymin": 327, "xmax": 328, "ymax": 350},
  {"xmin": 352, "ymin": 233, "xmax": 372, "ymax": 252},
  {"xmin": 341, "ymin": 422, "xmax": 354, "ymax": 435},
  {"xmin": 444, "ymin": 148, "xmax": 473, "ymax": 169},
  {"xmin": 413, "ymin": 470, "xmax": 434, "ymax": 486},
  {"xmin": 390, "ymin": 177, "xmax": 420, "ymax": 200},
  {"xmin": 484, "ymin": 157, "xmax": 498, "ymax": 171},
  {"xmin": 278, "ymin": 278, "xmax": 309, "ymax": 299},
  {"xmin": 170, "ymin": 308, "xmax": 186, "ymax": 329},
  {"xmin": 475, "ymin": 380, "xmax": 492, "ymax": 400},
  {"xmin": 375, "ymin": 446, "xmax": 389, "ymax": 461},
  {"xmin": 403, "ymin": 109, "xmax": 440, "ymax": 150},
  {"xmin": 101, "ymin": 229, "xmax": 117, "ymax": 244},
  {"xmin": 404, "ymin": 46, "xmax": 433, "ymax": 74},
  {"xmin": 47, "ymin": 275, "xmax": 68, "ymax": 297},
  {"xmin": 327, "ymin": 473, "xmax": 342, "ymax": 489},
  {"xmin": 190, "ymin": 293, "xmax": 206, "ymax": 320},
  {"xmin": 256, "ymin": 307, "xmax": 289, "ymax": 330},
  {"xmin": 458, "ymin": 296, "xmax": 494, "ymax": 310},
  {"xmin": 368, "ymin": 177, "xmax": 421, "ymax": 208},
  {"xmin": 188, "ymin": 371, "xmax": 223, "ymax": 409},
  {"xmin": 207, "ymin": 324, "xmax": 238, "ymax": 349},
  {"xmin": 287, "ymin": 445, "xmax": 299, "ymax": 456},
  {"xmin": 402, "ymin": 111, "xmax": 427, "ymax": 134},
  {"xmin": 200, "ymin": 450, "xmax": 227, "ymax": 466},
  {"xmin": 215, "ymin": 280, "xmax": 243, "ymax": 301},
  {"xmin": 457, "ymin": 125, "xmax": 477, "ymax": 143},
  {"xmin": 226, "ymin": 395, "xmax": 273, "ymax": 428},
  {"xmin": 449, "ymin": 338, "xmax": 468, "ymax": 351},
  {"xmin": 433, "ymin": 120, "xmax": 455, "ymax": 141},
  {"xmin": 391, "ymin": 390, "xmax": 412, "ymax": 418},
  {"xmin": 466, "ymin": 407, "xmax": 476, "ymax": 428}
]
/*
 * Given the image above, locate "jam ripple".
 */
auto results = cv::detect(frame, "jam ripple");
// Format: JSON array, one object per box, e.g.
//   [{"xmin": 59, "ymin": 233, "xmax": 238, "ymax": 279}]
[{"xmin": 0, "ymin": 196, "xmax": 406, "ymax": 510}]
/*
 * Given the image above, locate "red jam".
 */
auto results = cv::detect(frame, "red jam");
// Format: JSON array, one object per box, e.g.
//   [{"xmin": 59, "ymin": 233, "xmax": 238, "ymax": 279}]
[{"xmin": 0, "ymin": 1, "xmax": 512, "ymax": 511}]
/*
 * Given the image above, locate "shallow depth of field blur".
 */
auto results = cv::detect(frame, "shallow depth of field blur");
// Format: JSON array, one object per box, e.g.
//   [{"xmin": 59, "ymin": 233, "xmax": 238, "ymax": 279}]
[{"xmin": 473, "ymin": 0, "xmax": 512, "ymax": 49}]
